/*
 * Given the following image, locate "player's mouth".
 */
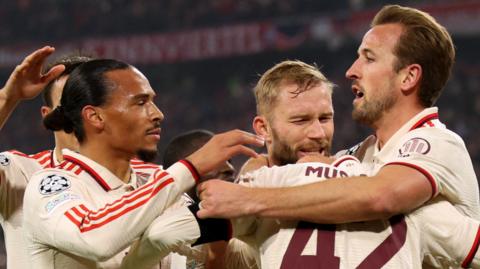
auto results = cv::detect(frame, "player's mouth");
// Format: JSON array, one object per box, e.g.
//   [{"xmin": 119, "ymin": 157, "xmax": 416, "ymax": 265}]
[
  {"xmin": 146, "ymin": 127, "xmax": 161, "ymax": 141},
  {"xmin": 352, "ymin": 84, "xmax": 365, "ymax": 103},
  {"xmin": 298, "ymin": 148, "xmax": 325, "ymax": 158}
]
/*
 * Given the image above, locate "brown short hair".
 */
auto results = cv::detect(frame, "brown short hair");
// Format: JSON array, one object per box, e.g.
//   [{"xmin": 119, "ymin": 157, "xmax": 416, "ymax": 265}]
[
  {"xmin": 254, "ymin": 60, "xmax": 334, "ymax": 118},
  {"xmin": 372, "ymin": 5, "xmax": 455, "ymax": 107}
]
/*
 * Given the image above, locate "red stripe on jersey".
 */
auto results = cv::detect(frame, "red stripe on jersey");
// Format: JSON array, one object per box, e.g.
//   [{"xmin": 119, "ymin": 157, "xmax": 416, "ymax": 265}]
[
  {"xmin": 409, "ymin": 113, "xmax": 438, "ymax": 131},
  {"xmin": 384, "ymin": 162, "xmax": 437, "ymax": 199},
  {"xmin": 38, "ymin": 155, "xmax": 50, "ymax": 165},
  {"xmin": 332, "ymin": 156, "xmax": 357, "ymax": 168},
  {"xmin": 80, "ymin": 178, "xmax": 174, "ymax": 232},
  {"xmin": 70, "ymin": 171, "xmax": 166, "ymax": 221},
  {"xmin": 130, "ymin": 159, "xmax": 146, "ymax": 164},
  {"xmin": 426, "ymin": 121, "xmax": 434, "ymax": 127},
  {"xmin": 9, "ymin": 150, "xmax": 28, "ymax": 157},
  {"xmin": 67, "ymin": 177, "xmax": 174, "ymax": 232},
  {"xmin": 179, "ymin": 159, "xmax": 200, "ymax": 183},
  {"xmin": 71, "ymin": 206, "xmax": 87, "ymax": 219},
  {"xmin": 65, "ymin": 162, "xmax": 77, "ymax": 171},
  {"xmin": 84, "ymin": 171, "xmax": 168, "ymax": 220},
  {"xmin": 462, "ymin": 225, "xmax": 480, "ymax": 268},
  {"xmin": 58, "ymin": 161, "xmax": 68, "ymax": 169},
  {"xmin": 131, "ymin": 164, "xmax": 160, "ymax": 169},
  {"xmin": 65, "ymin": 211, "xmax": 82, "ymax": 226},
  {"xmin": 63, "ymin": 155, "xmax": 111, "ymax": 191},
  {"xmin": 30, "ymin": 150, "xmax": 50, "ymax": 160},
  {"xmin": 74, "ymin": 167, "xmax": 83, "ymax": 175}
]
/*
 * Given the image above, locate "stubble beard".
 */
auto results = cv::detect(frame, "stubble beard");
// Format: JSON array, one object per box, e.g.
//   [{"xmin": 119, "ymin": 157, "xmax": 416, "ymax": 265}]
[
  {"xmin": 271, "ymin": 128, "xmax": 299, "ymax": 166},
  {"xmin": 352, "ymin": 89, "xmax": 397, "ymax": 126},
  {"xmin": 136, "ymin": 148, "xmax": 158, "ymax": 162}
]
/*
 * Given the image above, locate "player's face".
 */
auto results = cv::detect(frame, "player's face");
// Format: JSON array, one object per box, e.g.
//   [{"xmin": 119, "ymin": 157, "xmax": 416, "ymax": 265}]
[
  {"xmin": 41, "ymin": 75, "xmax": 80, "ymax": 152},
  {"xmin": 101, "ymin": 68, "xmax": 164, "ymax": 162},
  {"xmin": 345, "ymin": 23, "xmax": 403, "ymax": 126},
  {"xmin": 268, "ymin": 82, "xmax": 334, "ymax": 165}
]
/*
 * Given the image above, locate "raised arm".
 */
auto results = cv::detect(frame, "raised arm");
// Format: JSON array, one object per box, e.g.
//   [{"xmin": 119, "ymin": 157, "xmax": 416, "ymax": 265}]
[{"xmin": 0, "ymin": 46, "xmax": 64, "ymax": 129}]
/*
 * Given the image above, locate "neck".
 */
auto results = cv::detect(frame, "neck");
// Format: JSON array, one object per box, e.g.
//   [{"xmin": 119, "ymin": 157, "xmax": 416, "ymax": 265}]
[
  {"xmin": 80, "ymin": 141, "xmax": 132, "ymax": 183},
  {"xmin": 373, "ymin": 103, "xmax": 423, "ymax": 149}
]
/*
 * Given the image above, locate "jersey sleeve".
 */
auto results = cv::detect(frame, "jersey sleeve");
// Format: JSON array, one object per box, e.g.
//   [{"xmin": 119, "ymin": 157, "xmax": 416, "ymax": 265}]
[
  {"xmin": 411, "ymin": 199, "xmax": 480, "ymax": 268},
  {"xmin": 120, "ymin": 205, "xmax": 200, "ymax": 269},
  {"xmin": 382, "ymin": 128, "xmax": 478, "ymax": 205},
  {"xmin": 23, "ymin": 161, "xmax": 197, "ymax": 262},
  {"xmin": 232, "ymin": 160, "xmax": 362, "ymax": 238},
  {"xmin": 0, "ymin": 151, "xmax": 40, "ymax": 215}
]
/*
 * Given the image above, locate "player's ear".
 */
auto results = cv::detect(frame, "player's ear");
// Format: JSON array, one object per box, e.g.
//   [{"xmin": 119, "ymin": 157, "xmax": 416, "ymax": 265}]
[
  {"xmin": 40, "ymin": 106, "xmax": 53, "ymax": 119},
  {"xmin": 82, "ymin": 105, "xmax": 105, "ymax": 130},
  {"xmin": 253, "ymin": 115, "xmax": 271, "ymax": 142},
  {"xmin": 400, "ymin": 63, "xmax": 422, "ymax": 93}
]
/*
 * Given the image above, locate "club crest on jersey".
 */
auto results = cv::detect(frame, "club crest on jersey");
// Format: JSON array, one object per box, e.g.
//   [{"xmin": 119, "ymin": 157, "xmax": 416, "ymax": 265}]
[
  {"xmin": 39, "ymin": 174, "xmax": 71, "ymax": 195},
  {"xmin": 0, "ymin": 154, "xmax": 10, "ymax": 166},
  {"xmin": 398, "ymin": 137, "xmax": 431, "ymax": 157}
]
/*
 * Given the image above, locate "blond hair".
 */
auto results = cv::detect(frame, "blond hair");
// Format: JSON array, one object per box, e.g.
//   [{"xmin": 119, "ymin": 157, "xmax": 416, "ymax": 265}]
[
  {"xmin": 372, "ymin": 5, "xmax": 455, "ymax": 107},
  {"xmin": 254, "ymin": 60, "xmax": 334, "ymax": 118}
]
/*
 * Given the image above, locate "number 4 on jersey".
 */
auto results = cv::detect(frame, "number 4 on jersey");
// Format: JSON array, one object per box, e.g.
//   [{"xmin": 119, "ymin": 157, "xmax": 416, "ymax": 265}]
[{"xmin": 280, "ymin": 215, "xmax": 407, "ymax": 269}]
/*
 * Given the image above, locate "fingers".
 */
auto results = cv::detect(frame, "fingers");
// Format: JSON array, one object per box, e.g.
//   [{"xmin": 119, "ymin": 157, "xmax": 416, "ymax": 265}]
[
  {"xmin": 41, "ymin": 64, "xmax": 65, "ymax": 83},
  {"xmin": 24, "ymin": 46, "xmax": 55, "ymax": 68},
  {"xmin": 226, "ymin": 145, "xmax": 259, "ymax": 159},
  {"xmin": 223, "ymin": 129, "xmax": 265, "ymax": 147},
  {"xmin": 197, "ymin": 207, "xmax": 211, "ymax": 219}
]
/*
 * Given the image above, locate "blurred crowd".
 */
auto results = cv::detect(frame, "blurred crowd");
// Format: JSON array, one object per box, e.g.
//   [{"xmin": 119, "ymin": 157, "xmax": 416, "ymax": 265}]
[
  {"xmin": 0, "ymin": 0, "xmax": 455, "ymax": 44},
  {"xmin": 0, "ymin": 0, "xmax": 479, "ymax": 266}
]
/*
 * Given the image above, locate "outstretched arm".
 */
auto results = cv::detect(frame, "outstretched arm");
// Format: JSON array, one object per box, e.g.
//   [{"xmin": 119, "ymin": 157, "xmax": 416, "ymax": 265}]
[
  {"xmin": 198, "ymin": 164, "xmax": 432, "ymax": 223},
  {"xmin": 0, "ymin": 46, "xmax": 65, "ymax": 129}
]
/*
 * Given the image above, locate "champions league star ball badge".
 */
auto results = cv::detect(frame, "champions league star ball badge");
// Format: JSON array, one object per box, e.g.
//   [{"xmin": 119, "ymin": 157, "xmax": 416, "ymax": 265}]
[
  {"xmin": 39, "ymin": 174, "xmax": 71, "ymax": 195},
  {"xmin": 0, "ymin": 154, "xmax": 10, "ymax": 166}
]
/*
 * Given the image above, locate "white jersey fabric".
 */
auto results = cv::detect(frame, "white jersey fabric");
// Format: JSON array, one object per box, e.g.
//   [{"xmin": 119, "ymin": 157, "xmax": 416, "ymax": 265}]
[
  {"xmin": 344, "ymin": 107, "xmax": 480, "ymax": 219},
  {"xmin": 121, "ymin": 193, "xmax": 204, "ymax": 269},
  {"xmin": 0, "ymin": 149, "xmax": 58, "ymax": 269},
  {"xmin": 23, "ymin": 149, "xmax": 197, "ymax": 269},
  {"xmin": 234, "ymin": 156, "xmax": 480, "ymax": 269}
]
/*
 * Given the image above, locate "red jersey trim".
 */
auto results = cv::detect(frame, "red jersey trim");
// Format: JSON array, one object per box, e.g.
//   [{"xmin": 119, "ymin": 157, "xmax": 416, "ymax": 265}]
[
  {"xmin": 63, "ymin": 154, "xmax": 111, "ymax": 191},
  {"xmin": 332, "ymin": 156, "xmax": 358, "ymax": 168},
  {"xmin": 64, "ymin": 171, "xmax": 173, "ymax": 232},
  {"xmin": 383, "ymin": 162, "xmax": 437, "ymax": 200},
  {"xmin": 409, "ymin": 113, "xmax": 438, "ymax": 131},
  {"xmin": 179, "ymin": 159, "xmax": 200, "ymax": 184},
  {"xmin": 9, "ymin": 150, "xmax": 53, "ymax": 168},
  {"xmin": 462, "ymin": 225, "xmax": 480, "ymax": 268}
]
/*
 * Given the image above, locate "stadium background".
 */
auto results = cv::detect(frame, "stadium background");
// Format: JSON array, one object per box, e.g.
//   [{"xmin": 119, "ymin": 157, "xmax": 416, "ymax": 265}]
[{"xmin": 0, "ymin": 0, "xmax": 479, "ymax": 266}]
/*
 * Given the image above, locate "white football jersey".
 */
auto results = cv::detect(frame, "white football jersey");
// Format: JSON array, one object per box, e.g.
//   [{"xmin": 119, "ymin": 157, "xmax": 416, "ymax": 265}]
[
  {"xmin": 234, "ymin": 156, "xmax": 480, "ymax": 269},
  {"xmin": 344, "ymin": 107, "xmax": 480, "ymax": 219},
  {"xmin": 23, "ymin": 149, "xmax": 197, "ymax": 269},
  {"xmin": 0, "ymin": 149, "xmax": 58, "ymax": 269}
]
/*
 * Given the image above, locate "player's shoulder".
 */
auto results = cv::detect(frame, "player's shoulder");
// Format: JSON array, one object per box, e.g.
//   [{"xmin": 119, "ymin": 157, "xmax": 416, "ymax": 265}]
[
  {"xmin": 0, "ymin": 149, "xmax": 53, "ymax": 167},
  {"xmin": 337, "ymin": 135, "xmax": 376, "ymax": 160},
  {"xmin": 406, "ymin": 123, "xmax": 463, "ymax": 143}
]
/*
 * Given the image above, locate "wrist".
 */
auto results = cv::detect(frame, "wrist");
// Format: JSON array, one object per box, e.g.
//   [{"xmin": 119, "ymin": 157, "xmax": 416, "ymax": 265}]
[
  {"xmin": 0, "ymin": 88, "xmax": 21, "ymax": 106},
  {"xmin": 244, "ymin": 187, "xmax": 265, "ymax": 217}
]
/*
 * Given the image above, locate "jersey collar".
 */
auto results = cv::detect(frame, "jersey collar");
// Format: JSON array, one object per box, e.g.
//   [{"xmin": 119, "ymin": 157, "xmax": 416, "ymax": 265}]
[
  {"xmin": 373, "ymin": 107, "xmax": 439, "ymax": 155},
  {"xmin": 61, "ymin": 149, "xmax": 133, "ymax": 191}
]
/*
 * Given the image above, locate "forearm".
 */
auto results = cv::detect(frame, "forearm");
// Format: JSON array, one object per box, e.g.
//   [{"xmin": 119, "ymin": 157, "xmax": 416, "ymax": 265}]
[
  {"xmin": 0, "ymin": 90, "xmax": 20, "ymax": 130},
  {"xmin": 250, "ymin": 175, "xmax": 426, "ymax": 224}
]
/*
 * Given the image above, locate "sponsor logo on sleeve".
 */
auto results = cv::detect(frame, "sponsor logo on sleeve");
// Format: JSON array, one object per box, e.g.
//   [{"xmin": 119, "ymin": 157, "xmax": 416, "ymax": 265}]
[
  {"xmin": 0, "ymin": 154, "xmax": 10, "ymax": 166},
  {"xmin": 45, "ymin": 193, "xmax": 80, "ymax": 215},
  {"xmin": 39, "ymin": 174, "xmax": 71, "ymax": 195},
  {"xmin": 398, "ymin": 137, "xmax": 431, "ymax": 158}
]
